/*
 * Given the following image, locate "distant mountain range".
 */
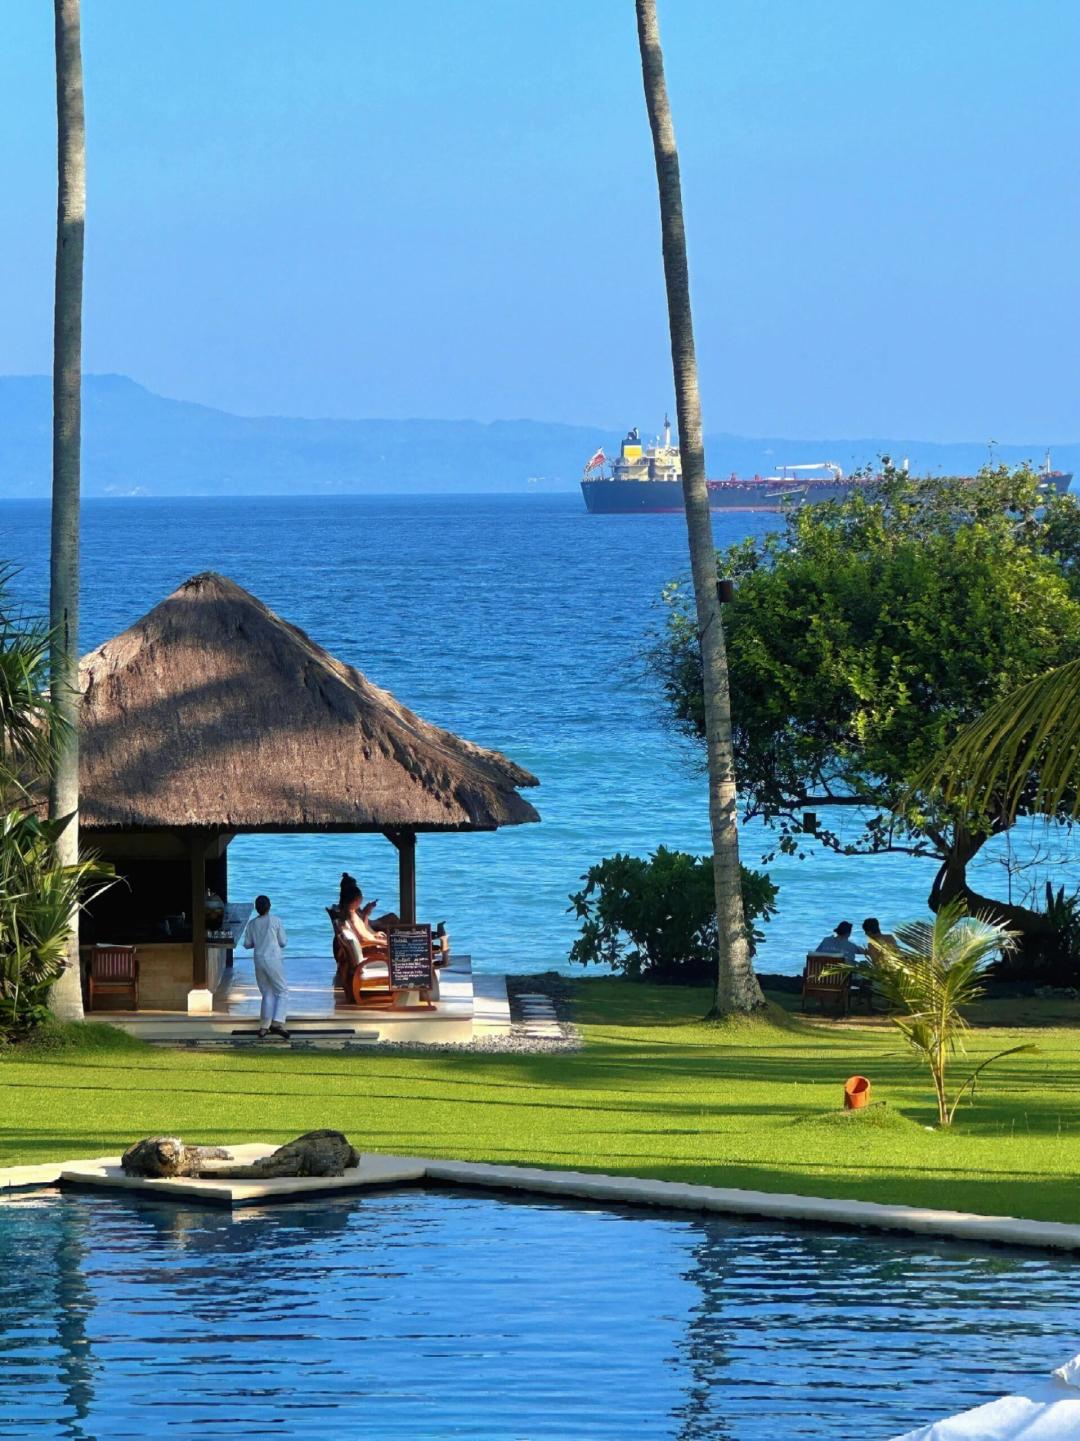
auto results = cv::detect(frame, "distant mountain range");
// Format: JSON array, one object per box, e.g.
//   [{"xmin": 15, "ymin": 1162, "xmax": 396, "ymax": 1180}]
[{"xmin": 0, "ymin": 374, "xmax": 1075, "ymax": 498}]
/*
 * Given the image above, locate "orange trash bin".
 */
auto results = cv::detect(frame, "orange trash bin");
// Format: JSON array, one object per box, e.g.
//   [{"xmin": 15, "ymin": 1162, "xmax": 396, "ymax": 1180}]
[{"xmin": 844, "ymin": 1075, "xmax": 871, "ymax": 1110}]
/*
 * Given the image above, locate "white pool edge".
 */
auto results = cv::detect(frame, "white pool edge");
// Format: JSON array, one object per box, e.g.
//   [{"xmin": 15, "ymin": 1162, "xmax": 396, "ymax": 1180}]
[{"xmin": 4, "ymin": 1150, "xmax": 1080, "ymax": 1251}]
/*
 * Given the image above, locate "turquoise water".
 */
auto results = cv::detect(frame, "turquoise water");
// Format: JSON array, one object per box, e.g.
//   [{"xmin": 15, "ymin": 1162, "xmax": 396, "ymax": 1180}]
[
  {"xmin": 2, "ymin": 494, "xmax": 1075, "ymax": 977},
  {"xmin": 0, "ymin": 1188, "xmax": 1076, "ymax": 1439}
]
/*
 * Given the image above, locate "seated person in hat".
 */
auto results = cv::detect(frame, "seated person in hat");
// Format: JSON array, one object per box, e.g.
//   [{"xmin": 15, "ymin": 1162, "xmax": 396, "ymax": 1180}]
[{"xmin": 811, "ymin": 920, "xmax": 865, "ymax": 962}]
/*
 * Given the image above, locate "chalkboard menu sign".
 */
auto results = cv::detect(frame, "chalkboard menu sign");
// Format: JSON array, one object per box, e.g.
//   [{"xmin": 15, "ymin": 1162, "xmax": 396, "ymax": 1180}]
[{"xmin": 388, "ymin": 924, "xmax": 434, "ymax": 991}]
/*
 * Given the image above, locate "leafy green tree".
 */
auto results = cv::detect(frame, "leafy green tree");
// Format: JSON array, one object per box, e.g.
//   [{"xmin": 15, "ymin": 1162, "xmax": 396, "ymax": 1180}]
[
  {"xmin": 568, "ymin": 846, "xmax": 778, "ymax": 984},
  {"xmin": 649, "ymin": 469, "xmax": 1080, "ymax": 936},
  {"xmin": 838, "ymin": 900, "xmax": 1032, "ymax": 1126}
]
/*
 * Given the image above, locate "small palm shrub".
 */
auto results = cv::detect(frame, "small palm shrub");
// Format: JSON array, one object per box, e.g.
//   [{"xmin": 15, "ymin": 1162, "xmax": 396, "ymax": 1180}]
[
  {"xmin": 0, "ymin": 810, "xmax": 112, "ymax": 1040},
  {"xmin": 858, "ymin": 899, "xmax": 1033, "ymax": 1126},
  {"xmin": 567, "ymin": 847, "xmax": 777, "ymax": 984}
]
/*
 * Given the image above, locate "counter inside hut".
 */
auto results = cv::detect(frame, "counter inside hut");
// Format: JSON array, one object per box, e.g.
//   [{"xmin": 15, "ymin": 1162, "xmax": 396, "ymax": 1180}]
[{"xmin": 80, "ymin": 831, "xmax": 233, "ymax": 1009}]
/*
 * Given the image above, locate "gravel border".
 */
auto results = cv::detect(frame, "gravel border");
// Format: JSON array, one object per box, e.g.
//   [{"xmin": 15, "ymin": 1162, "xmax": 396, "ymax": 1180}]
[{"xmin": 366, "ymin": 972, "xmax": 582, "ymax": 1054}]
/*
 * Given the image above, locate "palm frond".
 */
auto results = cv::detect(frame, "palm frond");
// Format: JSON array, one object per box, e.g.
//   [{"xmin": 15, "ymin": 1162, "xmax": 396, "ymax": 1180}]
[
  {"xmin": 915, "ymin": 657, "xmax": 1080, "ymax": 824},
  {"xmin": 0, "ymin": 611, "xmax": 62, "ymax": 795},
  {"xmin": 946, "ymin": 1043, "xmax": 1038, "ymax": 1124}
]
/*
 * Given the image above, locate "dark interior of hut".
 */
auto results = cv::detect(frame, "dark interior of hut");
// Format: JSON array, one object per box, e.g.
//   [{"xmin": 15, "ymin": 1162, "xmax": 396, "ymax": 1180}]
[{"xmin": 80, "ymin": 852, "xmax": 228, "ymax": 946}]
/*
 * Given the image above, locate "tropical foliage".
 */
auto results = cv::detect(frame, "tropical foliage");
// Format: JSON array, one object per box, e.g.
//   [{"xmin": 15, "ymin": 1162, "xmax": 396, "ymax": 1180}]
[
  {"xmin": 568, "ymin": 847, "xmax": 778, "ymax": 984},
  {"xmin": 0, "ymin": 570, "xmax": 109, "ymax": 1041},
  {"xmin": 648, "ymin": 468, "xmax": 1080, "ymax": 935},
  {"xmin": 846, "ymin": 900, "xmax": 1032, "ymax": 1126},
  {"xmin": 0, "ymin": 565, "xmax": 57, "ymax": 795},
  {"xmin": 0, "ymin": 810, "xmax": 110, "ymax": 1039}
]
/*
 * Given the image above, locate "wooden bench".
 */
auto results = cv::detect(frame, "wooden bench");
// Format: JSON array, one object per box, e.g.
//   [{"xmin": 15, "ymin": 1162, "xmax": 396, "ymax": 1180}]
[{"xmin": 801, "ymin": 952, "xmax": 851, "ymax": 1016}]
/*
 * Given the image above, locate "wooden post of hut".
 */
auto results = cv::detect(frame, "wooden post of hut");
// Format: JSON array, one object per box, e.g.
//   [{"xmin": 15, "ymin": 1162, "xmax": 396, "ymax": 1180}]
[
  {"xmin": 188, "ymin": 830, "xmax": 212, "ymax": 1012},
  {"xmin": 385, "ymin": 828, "xmax": 417, "ymax": 924}
]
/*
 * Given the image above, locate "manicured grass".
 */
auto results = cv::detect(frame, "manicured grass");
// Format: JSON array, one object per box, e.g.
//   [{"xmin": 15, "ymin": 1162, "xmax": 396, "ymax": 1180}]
[{"xmin": 3, "ymin": 978, "xmax": 1080, "ymax": 1224}]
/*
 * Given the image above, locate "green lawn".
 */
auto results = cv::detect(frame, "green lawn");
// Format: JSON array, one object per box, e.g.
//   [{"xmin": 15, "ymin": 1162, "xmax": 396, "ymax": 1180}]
[{"xmin": 3, "ymin": 978, "xmax": 1080, "ymax": 1224}]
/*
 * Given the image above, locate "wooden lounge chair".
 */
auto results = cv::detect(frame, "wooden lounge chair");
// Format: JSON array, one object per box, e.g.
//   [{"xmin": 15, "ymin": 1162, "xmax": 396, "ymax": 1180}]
[
  {"xmin": 801, "ymin": 952, "xmax": 850, "ymax": 1016},
  {"xmin": 327, "ymin": 908, "xmax": 394, "ymax": 1008},
  {"xmin": 88, "ymin": 944, "xmax": 139, "ymax": 1011}
]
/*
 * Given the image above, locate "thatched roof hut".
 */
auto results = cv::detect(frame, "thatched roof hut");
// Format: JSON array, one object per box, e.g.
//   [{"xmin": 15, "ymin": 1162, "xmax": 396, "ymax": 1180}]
[{"xmin": 78, "ymin": 572, "xmax": 540, "ymax": 833}]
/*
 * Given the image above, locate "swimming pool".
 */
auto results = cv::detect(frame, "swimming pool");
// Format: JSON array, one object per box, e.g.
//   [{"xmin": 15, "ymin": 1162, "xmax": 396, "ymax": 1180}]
[{"xmin": 0, "ymin": 1187, "xmax": 1075, "ymax": 1439}]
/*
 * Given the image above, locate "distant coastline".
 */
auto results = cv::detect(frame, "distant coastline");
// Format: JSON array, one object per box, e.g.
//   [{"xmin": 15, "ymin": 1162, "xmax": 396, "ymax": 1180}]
[{"xmin": 1, "ymin": 373, "xmax": 1076, "ymax": 500}]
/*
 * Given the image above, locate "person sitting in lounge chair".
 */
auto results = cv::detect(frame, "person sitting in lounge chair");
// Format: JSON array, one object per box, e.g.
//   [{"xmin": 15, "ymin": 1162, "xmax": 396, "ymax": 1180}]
[
  {"xmin": 811, "ymin": 920, "xmax": 865, "ymax": 962},
  {"xmin": 336, "ymin": 871, "xmax": 401, "ymax": 932},
  {"xmin": 333, "ymin": 875, "xmax": 439, "ymax": 1006},
  {"xmin": 338, "ymin": 875, "xmax": 389, "ymax": 952}
]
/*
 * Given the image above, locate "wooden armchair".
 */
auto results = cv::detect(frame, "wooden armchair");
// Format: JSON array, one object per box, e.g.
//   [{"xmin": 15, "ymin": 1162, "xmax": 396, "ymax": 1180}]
[
  {"xmin": 327, "ymin": 908, "xmax": 394, "ymax": 1008},
  {"xmin": 801, "ymin": 952, "xmax": 850, "ymax": 1016},
  {"xmin": 88, "ymin": 945, "xmax": 139, "ymax": 1011}
]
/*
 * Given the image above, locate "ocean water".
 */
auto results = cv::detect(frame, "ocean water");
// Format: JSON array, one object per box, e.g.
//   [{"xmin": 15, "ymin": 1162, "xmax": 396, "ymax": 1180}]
[{"xmin": 1, "ymin": 493, "xmax": 1073, "ymax": 977}]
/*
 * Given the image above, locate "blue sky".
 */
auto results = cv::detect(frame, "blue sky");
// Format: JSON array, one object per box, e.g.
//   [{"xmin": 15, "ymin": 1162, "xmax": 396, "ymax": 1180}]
[{"xmin": 3, "ymin": 0, "xmax": 1079, "ymax": 439}]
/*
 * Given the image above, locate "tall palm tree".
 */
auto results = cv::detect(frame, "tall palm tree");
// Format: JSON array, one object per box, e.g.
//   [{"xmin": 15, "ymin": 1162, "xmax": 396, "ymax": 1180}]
[
  {"xmin": 920, "ymin": 657, "xmax": 1080, "ymax": 825},
  {"xmin": 635, "ymin": 0, "xmax": 763, "ymax": 1013},
  {"xmin": 48, "ymin": 0, "xmax": 86, "ymax": 1021}
]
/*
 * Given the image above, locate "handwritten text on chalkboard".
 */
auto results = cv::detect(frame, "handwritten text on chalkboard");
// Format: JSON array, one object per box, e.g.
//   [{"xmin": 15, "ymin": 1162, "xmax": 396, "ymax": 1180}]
[{"xmin": 388, "ymin": 924, "xmax": 434, "ymax": 991}]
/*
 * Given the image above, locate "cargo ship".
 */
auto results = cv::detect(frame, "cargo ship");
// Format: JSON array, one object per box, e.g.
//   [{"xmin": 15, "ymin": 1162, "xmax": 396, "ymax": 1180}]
[{"xmin": 581, "ymin": 420, "xmax": 1073, "ymax": 513}]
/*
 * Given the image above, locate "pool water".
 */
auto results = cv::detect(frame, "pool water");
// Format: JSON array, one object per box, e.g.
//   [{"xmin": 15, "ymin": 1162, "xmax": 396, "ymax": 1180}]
[{"xmin": 0, "ymin": 1187, "xmax": 1075, "ymax": 1439}]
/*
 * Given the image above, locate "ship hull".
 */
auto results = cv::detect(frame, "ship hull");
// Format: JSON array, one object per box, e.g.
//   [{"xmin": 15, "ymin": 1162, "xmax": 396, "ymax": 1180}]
[
  {"xmin": 581, "ymin": 477, "xmax": 855, "ymax": 513},
  {"xmin": 581, "ymin": 473, "xmax": 1073, "ymax": 514}
]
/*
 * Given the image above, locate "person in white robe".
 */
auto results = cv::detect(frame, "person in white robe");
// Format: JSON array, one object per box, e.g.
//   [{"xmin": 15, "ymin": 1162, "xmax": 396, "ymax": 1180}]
[{"xmin": 240, "ymin": 894, "xmax": 289, "ymax": 1040}]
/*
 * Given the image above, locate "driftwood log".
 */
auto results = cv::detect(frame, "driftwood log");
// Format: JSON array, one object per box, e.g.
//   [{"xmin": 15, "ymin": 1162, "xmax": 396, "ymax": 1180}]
[{"xmin": 120, "ymin": 1130, "xmax": 361, "ymax": 1180}]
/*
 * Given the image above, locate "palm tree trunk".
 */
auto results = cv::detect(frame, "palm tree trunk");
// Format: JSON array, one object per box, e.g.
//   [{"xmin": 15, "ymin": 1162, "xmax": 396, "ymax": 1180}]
[
  {"xmin": 635, "ymin": 0, "xmax": 763, "ymax": 1014},
  {"xmin": 48, "ymin": 0, "xmax": 86, "ymax": 1022}
]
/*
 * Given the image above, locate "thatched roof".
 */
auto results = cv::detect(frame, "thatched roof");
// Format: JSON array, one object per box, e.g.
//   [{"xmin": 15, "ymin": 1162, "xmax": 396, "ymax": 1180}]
[{"xmin": 77, "ymin": 572, "xmax": 540, "ymax": 832}]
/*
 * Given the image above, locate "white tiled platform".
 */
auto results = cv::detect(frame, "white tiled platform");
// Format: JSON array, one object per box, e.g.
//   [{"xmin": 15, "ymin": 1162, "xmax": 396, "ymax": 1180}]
[
  {"xmin": 91, "ymin": 955, "xmax": 506, "ymax": 1045},
  {"xmin": 56, "ymin": 1146, "xmax": 426, "ymax": 1207}
]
